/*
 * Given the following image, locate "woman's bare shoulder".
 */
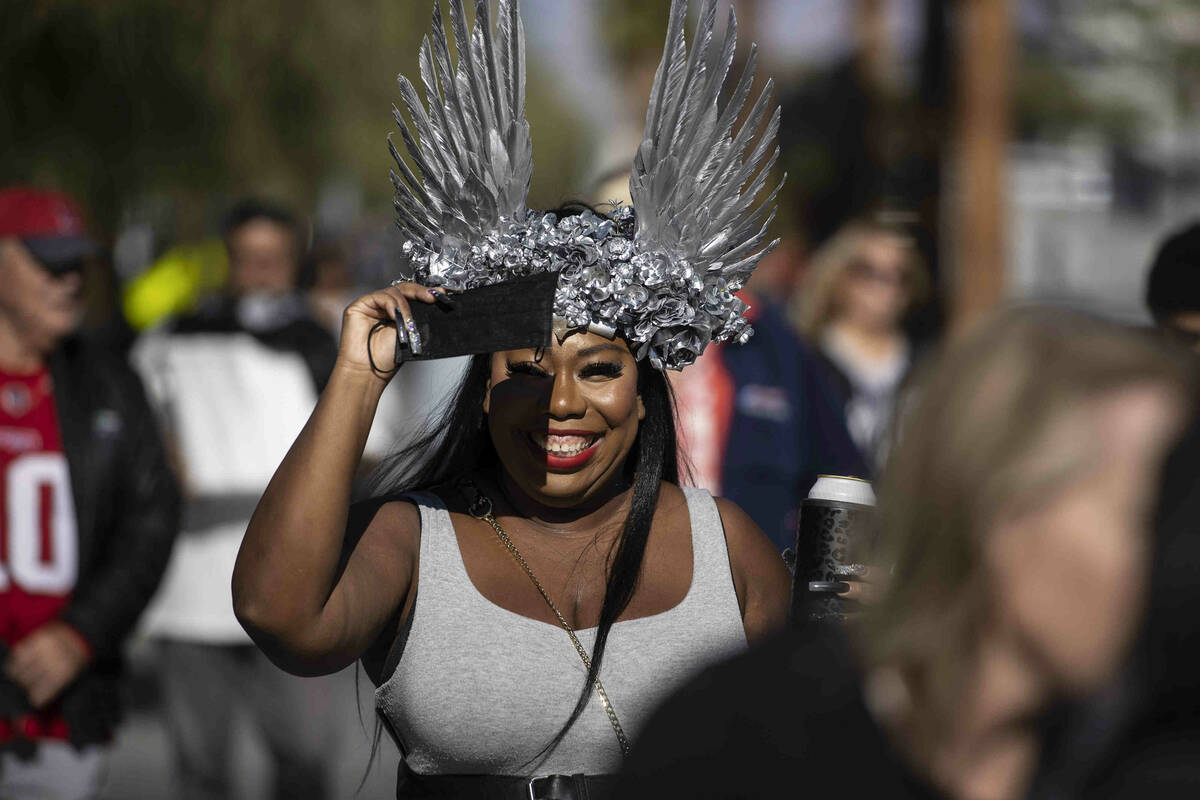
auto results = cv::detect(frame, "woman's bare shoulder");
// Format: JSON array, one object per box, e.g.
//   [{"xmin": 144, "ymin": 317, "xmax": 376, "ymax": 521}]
[
  {"xmin": 369, "ymin": 497, "xmax": 423, "ymax": 532},
  {"xmin": 711, "ymin": 497, "xmax": 786, "ymax": 575},
  {"xmin": 656, "ymin": 483, "xmax": 770, "ymax": 549},
  {"xmin": 349, "ymin": 481, "xmax": 467, "ymax": 526},
  {"xmin": 712, "ymin": 495, "xmax": 791, "ymax": 638},
  {"xmin": 655, "ymin": 480, "xmax": 689, "ymax": 508},
  {"xmin": 344, "ymin": 495, "xmax": 423, "ymax": 563},
  {"xmin": 711, "ymin": 496, "xmax": 763, "ymax": 543}
]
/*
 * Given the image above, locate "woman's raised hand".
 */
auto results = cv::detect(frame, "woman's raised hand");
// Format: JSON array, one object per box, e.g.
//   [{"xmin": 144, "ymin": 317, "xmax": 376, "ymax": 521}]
[
  {"xmin": 235, "ymin": 281, "xmax": 439, "ymax": 674},
  {"xmin": 338, "ymin": 282, "xmax": 439, "ymax": 382}
]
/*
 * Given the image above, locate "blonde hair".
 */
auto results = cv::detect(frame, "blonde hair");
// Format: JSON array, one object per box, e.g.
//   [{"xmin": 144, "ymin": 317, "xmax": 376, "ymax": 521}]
[
  {"xmin": 856, "ymin": 306, "xmax": 1194, "ymax": 762},
  {"xmin": 792, "ymin": 220, "xmax": 930, "ymax": 340}
]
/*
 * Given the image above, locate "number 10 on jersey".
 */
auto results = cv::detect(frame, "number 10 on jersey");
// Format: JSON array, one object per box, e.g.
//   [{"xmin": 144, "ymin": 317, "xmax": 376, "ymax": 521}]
[{"xmin": 0, "ymin": 452, "xmax": 78, "ymax": 595}]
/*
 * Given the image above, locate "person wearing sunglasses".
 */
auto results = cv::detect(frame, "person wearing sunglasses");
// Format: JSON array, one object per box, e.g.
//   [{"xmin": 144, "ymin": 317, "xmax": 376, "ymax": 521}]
[
  {"xmin": 130, "ymin": 198, "xmax": 344, "ymax": 800},
  {"xmin": 0, "ymin": 187, "xmax": 179, "ymax": 799},
  {"xmin": 792, "ymin": 220, "xmax": 931, "ymax": 472}
]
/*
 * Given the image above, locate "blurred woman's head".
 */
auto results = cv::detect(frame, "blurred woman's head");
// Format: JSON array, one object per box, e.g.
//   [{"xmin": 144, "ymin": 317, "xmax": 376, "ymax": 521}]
[
  {"xmin": 859, "ymin": 307, "xmax": 1193, "ymax": 749},
  {"xmin": 793, "ymin": 220, "xmax": 930, "ymax": 339}
]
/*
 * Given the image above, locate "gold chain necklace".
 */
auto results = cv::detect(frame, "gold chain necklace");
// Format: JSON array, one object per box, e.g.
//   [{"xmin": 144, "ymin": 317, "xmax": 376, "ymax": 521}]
[{"xmin": 463, "ymin": 481, "xmax": 631, "ymax": 758}]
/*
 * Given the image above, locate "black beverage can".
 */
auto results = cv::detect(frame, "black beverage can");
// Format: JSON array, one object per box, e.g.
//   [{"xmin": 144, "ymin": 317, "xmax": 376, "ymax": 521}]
[{"xmin": 791, "ymin": 475, "xmax": 877, "ymax": 622}]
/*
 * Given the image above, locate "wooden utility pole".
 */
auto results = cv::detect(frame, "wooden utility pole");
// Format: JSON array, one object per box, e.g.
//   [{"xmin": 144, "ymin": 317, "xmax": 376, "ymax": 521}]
[
  {"xmin": 953, "ymin": 0, "xmax": 1011, "ymax": 333},
  {"xmin": 853, "ymin": 0, "xmax": 889, "ymax": 92}
]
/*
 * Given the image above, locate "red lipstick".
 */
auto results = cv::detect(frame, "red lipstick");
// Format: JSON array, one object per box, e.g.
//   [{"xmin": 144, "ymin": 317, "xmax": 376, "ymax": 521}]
[
  {"xmin": 527, "ymin": 430, "xmax": 603, "ymax": 471},
  {"xmin": 544, "ymin": 443, "xmax": 601, "ymax": 470}
]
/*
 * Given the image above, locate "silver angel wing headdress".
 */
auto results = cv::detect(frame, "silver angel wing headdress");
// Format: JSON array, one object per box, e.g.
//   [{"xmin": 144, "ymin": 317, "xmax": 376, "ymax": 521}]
[
  {"xmin": 394, "ymin": 0, "xmax": 782, "ymax": 371},
  {"xmin": 631, "ymin": 0, "xmax": 782, "ymax": 303},
  {"xmin": 389, "ymin": 0, "xmax": 531, "ymax": 259}
]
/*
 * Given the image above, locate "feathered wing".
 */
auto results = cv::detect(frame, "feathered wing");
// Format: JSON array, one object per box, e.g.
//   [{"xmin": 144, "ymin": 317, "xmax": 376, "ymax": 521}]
[
  {"xmin": 629, "ymin": 0, "xmax": 782, "ymax": 288},
  {"xmin": 390, "ymin": 0, "xmax": 532, "ymax": 254}
]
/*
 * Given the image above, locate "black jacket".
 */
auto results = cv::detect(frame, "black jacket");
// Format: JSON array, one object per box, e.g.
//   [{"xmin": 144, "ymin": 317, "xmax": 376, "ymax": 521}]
[
  {"xmin": 612, "ymin": 624, "xmax": 942, "ymax": 800},
  {"xmin": 614, "ymin": 622, "xmax": 1123, "ymax": 800},
  {"xmin": 171, "ymin": 295, "xmax": 338, "ymax": 392},
  {"xmin": 1085, "ymin": 409, "xmax": 1200, "ymax": 795},
  {"xmin": 0, "ymin": 336, "xmax": 181, "ymax": 747}
]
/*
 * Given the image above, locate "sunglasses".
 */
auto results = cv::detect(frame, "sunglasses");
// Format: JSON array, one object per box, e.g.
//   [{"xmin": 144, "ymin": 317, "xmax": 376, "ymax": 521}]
[
  {"xmin": 39, "ymin": 258, "xmax": 85, "ymax": 278},
  {"xmin": 847, "ymin": 259, "xmax": 908, "ymax": 288}
]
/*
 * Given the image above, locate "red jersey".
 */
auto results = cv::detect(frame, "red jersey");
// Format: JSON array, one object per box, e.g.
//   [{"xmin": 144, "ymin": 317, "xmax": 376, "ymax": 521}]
[{"xmin": 0, "ymin": 367, "xmax": 79, "ymax": 741}]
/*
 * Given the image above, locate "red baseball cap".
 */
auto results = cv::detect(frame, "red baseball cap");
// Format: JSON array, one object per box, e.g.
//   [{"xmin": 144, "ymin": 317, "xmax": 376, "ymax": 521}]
[{"xmin": 0, "ymin": 187, "xmax": 100, "ymax": 270}]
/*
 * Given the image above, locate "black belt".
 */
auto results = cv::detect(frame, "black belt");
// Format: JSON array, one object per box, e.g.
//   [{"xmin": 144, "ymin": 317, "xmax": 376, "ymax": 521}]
[{"xmin": 398, "ymin": 771, "xmax": 616, "ymax": 799}]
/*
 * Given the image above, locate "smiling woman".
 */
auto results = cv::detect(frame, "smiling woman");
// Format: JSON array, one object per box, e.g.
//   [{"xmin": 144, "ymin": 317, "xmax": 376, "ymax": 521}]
[
  {"xmin": 230, "ymin": 0, "xmax": 790, "ymax": 797},
  {"xmin": 488, "ymin": 338, "xmax": 644, "ymax": 496},
  {"xmin": 231, "ymin": 277, "xmax": 790, "ymax": 797}
]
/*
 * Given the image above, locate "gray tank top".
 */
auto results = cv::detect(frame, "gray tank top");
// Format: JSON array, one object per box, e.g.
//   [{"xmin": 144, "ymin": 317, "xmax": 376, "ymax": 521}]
[{"xmin": 375, "ymin": 487, "xmax": 747, "ymax": 775}]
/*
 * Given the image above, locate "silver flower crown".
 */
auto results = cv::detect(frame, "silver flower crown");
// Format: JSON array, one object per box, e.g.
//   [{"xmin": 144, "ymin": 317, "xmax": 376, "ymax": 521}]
[{"xmin": 390, "ymin": 0, "xmax": 782, "ymax": 371}]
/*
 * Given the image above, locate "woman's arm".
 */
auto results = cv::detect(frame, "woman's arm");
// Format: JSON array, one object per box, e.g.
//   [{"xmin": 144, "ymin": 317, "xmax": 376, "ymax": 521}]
[
  {"xmin": 716, "ymin": 498, "xmax": 792, "ymax": 644},
  {"xmin": 232, "ymin": 284, "xmax": 435, "ymax": 676}
]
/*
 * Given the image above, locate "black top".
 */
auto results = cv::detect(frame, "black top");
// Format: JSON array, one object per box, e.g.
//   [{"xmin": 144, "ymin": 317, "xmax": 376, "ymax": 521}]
[
  {"xmin": 49, "ymin": 337, "xmax": 181, "ymax": 664},
  {"xmin": 1085, "ymin": 409, "xmax": 1200, "ymax": 795},
  {"xmin": 612, "ymin": 622, "xmax": 942, "ymax": 799}
]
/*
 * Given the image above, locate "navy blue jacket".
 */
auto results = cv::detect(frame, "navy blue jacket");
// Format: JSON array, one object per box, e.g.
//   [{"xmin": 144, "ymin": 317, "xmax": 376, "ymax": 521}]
[{"xmin": 716, "ymin": 299, "xmax": 868, "ymax": 551}]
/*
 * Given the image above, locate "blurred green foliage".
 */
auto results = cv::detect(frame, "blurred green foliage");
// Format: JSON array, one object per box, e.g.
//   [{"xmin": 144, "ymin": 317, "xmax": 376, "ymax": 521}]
[
  {"xmin": 1014, "ymin": 55, "xmax": 1141, "ymax": 143},
  {"xmin": 0, "ymin": 0, "xmax": 584, "ymax": 237},
  {"xmin": 9, "ymin": 0, "xmax": 1196, "ymax": 248},
  {"xmin": 597, "ymin": 0, "xmax": 670, "ymax": 73},
  {"xmin": 1017, "ymin": 0, "xmax": 1200, "ymax": 143}
]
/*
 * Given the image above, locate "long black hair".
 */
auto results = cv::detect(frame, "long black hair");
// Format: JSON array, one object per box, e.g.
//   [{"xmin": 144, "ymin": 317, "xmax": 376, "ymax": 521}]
[{"xmin": 365, "ymin": 209, "xmax": 683, "ymax": 764}]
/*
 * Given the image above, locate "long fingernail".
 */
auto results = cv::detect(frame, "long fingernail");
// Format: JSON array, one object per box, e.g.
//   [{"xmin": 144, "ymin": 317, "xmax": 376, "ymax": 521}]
[
  {"xmin": 393, "ymin": 308, "xmax": 408, "ymax": 344},
  {"xmin": 808, "ymin": 580, "xmax": 851, "ymax": 595},
  {"xmin": 393, "ymin": 310, "xmax": 408, "ymax": 367},
  {"xmin": 832, "ymin": 564, "xmax": 868, "ymax": 578},
  {"xmin": 405, "ymin": 316, "xmax": 423, "ymax": 354},
  {"xmin": 431, "ymin": 288, "xmax": 456, "ymax": 309}
]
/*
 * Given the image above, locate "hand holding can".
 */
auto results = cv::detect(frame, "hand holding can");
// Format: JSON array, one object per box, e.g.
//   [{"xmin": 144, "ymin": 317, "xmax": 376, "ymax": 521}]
[{"xmin": 791, "ymin": 475, "xmax": 877, "ymax": 622}]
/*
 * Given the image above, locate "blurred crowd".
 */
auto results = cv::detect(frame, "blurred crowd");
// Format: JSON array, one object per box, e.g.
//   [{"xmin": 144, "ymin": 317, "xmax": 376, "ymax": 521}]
[{"xmin": 0, "ymin": 171, "xmax": 1196, "ymax": 797}]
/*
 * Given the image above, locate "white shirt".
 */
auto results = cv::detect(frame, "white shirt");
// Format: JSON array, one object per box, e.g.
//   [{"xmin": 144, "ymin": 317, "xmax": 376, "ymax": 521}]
[{"xmin": 132, "ymin": 332, "xmax": 318, "ymax": 643}]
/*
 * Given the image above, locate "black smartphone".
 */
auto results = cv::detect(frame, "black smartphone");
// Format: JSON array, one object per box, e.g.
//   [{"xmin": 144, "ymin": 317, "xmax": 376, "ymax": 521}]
[{"xmin": 400, "ymin": 270, "xmax": 559, "ymax": 362}]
